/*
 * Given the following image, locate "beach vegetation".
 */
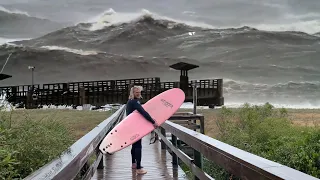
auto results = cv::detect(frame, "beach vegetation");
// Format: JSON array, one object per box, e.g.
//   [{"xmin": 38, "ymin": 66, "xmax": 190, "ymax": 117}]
[{"xmin": 0, "ymin": 105, "xmax": 111, "ymax": 179}]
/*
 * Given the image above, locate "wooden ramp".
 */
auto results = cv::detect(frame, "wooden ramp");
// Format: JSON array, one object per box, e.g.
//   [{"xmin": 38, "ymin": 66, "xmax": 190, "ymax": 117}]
[{"xmin": 91, "ymin": 133, "xmax": 188, "ymax": 180}]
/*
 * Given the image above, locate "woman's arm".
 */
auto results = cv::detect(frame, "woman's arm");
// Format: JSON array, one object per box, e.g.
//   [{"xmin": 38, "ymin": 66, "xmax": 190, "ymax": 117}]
[{"xmin": 133, "ymin": 100, "xmax": 156, "ymax": 124}]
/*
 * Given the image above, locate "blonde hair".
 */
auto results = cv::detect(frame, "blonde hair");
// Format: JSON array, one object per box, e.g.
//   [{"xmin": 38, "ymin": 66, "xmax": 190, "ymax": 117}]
[{"xmin": 128, "ymin": 85, "xmax": 143, "ymax": 100}]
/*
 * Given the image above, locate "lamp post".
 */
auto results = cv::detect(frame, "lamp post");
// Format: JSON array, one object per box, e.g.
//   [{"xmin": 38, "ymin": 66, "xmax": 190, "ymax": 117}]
[{"xmin": 28, "ymin": 66, "xmax": 35, "ymax": 90}]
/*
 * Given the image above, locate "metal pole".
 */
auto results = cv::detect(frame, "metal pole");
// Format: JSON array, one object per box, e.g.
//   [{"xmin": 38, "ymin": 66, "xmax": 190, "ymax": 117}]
[
  {"xmin": 193, "ymin": 81, "xmax": 198, "ymax": 133},
  {"xmin": 192, "ymin": 80, "xmax": 203, "ymax": 180},
  {"xmin": 28, "ymin": 66, "xmax": 35, "ymax": 91},
  {"xmin": 193, "ymin": 80, "xmax": 198, "ymax": 114},
  {"xmin": 32, "ymin": 68, "xmax": 34, "ymax": 90}
]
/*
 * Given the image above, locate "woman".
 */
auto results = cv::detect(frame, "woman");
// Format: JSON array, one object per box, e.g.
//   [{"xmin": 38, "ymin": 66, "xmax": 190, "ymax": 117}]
[{"xmin": 126, "ymin": 85, "xmax": 158, "ymax": 175}]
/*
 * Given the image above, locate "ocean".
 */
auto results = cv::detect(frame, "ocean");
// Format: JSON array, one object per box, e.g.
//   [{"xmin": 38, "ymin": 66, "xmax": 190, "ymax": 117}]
[{"xmin": 0, "ymin": 0, "xmax": 320, "ymax": 108}]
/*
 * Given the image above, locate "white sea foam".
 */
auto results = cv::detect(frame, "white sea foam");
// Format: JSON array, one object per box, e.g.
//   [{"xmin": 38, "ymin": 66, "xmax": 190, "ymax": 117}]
[
  {"xmin": 0, "ymin": 37, "xmax": 30, "ymax": 46},
  {"xmin": 0, "ymin": 93, "xmax": 15, "ymax": 111},
  {"xmin": 40, "ymin": 46, "xmax": 99, "ymax": 55},
  {"xmin": 86, "ymin": 8, "xmax": 216, "ymax": 31},
  {"xmin": 245, "ymin": 19, "xmax": 320, "ymax": 35},
  {"xmin": 0, "ymin": 5, "xmax": 30, "ymax": 16},
  {"xmin": 85, "ymin": 8, "xmax": 320, "ymax": 35},
  {"xmin": 221, "ymin": 102, "xmax": 320, "ymax": 109},
  {"xmin": 1, "ymin": 96, "xmax": 319, "ymax": 112}
]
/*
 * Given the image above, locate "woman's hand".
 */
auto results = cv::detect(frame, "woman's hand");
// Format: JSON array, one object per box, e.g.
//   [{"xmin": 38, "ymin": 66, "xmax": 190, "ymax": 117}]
[{"xmin": 153, "ymin": 121, "xmax": 159, "ymax": 128}]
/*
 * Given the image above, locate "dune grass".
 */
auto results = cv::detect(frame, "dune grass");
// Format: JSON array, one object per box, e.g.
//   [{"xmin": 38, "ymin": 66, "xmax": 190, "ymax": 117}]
[
  {"xmin": 178, "ymin": 103, "xmax": 320, "ymax": 179},
  {"xmin": 7, "ymin": 109, "xmax": 114, "ymax": 139},
  {"xmin": 0, "ymin": 107, "xmax": 112, "ymax": 179},
  {"xmin": 188, "ymin": 106, "xmax": 320, "ymax": 138}
]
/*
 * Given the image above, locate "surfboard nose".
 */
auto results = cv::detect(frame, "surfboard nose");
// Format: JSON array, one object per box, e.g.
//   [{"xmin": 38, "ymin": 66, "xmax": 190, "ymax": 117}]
[{"xmin": 171, "ymin": 88, "xmax": 185, "ymax": 99}]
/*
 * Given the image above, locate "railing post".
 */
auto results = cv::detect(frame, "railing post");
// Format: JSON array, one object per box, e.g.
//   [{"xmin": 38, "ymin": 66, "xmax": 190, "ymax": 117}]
[
  {"xmin": 177, "ymin": 138, "xmax": 181, "ymax": 149},
  {"xmin": 96, "ymin": 148, "xmax": 104, "ymax": 169},
  {"xmin": 193, "ymin": 149, "xmax": 203, "ymax": 180},
  {"xmin": 200, "ymin": 116, "xmax": 205, "ymax": 134},
  {"xmin": 161, "ymin": 127, "xmax": 166, "ymax": 149},
  {"xmin": 171, "ymin": 134, "xmax": 178, "ymax": 166},
  {"xmin": 79, "ymin": 87, "xmax": 86, "ymax": 105},
  {"xmin": 26, "ymin": 90, "xmax": 32, "ymax": 109}
]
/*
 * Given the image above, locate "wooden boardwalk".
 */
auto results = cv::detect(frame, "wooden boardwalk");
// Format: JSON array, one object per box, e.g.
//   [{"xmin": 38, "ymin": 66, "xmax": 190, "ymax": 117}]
[{"xmin": 91, "ymin": 133, "xmax": 188, "ymax": 180}]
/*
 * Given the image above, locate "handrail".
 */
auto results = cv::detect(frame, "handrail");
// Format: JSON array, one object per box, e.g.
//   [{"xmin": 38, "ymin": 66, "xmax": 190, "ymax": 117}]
[
  {"xmin": 155, "ymin": 120, "xmax": 319, "ymax": 180},
  {"xmin": 24, "ymin": 105, "xmax": 126, "ymax": 180}
]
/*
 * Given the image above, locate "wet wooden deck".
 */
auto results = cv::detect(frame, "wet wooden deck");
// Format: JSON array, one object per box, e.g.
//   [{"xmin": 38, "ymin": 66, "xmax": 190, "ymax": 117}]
[{"xmin": 91, "ymin": 133, "xmax": 188, "ymax": 180}]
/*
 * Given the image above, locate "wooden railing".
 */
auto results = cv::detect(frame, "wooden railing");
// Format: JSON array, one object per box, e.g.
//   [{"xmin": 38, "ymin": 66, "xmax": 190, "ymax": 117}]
[
  {"xmin": 22, "ymin": 105, "xmax": 319, "ymax": 180},
  {"xmin": 24, "ymin": 105, "xmax": 126, "ymax": 180},
  {"xmin": 155, "ymin": 120, "xmax": 319, "ymax": 180}
]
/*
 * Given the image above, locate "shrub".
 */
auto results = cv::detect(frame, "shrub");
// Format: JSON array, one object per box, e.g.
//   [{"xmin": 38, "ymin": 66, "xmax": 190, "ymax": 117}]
[
  {"xmin": 206, "ymin": 103, "xmax": 320, "ymax": 179},
  {"xmin": 0, "ymin": 105, "xmax": 74, "ymax": 179},
  {"xmin": 0, "ymin": 123, "xmax": 19, "ymax": 179}
]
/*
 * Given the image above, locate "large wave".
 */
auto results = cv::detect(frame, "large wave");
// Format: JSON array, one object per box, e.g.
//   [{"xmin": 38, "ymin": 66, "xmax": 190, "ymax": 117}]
[
  {"xmin": 1, "ymin": 8, "xmax": 320, "ymax": 108},
  {"xmin": 11, "ymin": 9, "xmax": 320, "ymax": 69},
  {"xmin": 223, "ymin": 79, "xmax": 320, "ymax": 108},
  {"xmin": 0, "ymin": 44, "xmax": 192, "ymax": 85},
  {"xmin": 0, "ymin": 5, "xmax": 69, "ymax": 38}
]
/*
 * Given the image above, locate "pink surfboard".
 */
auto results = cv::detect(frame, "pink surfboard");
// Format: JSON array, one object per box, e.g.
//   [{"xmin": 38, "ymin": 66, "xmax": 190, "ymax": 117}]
[{"xmin": 99, "ymin": 88, "xmax": 185, "ymax": 154}]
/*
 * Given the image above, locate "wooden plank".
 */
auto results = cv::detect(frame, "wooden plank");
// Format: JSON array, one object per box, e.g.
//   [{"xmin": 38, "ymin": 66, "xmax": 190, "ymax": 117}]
[
  {"xmin": 91, "ymin": 134, "xmax": 188, "ymax": 180},
  {"xmin": 161, "ymin": 121, "xmax": 319, "ymax": 180},
  {"xmin": 169, "ymin": 115, "xmax": 203, "ymax": 121},
  {"xmin": 169, "ymin": 120, "xmax": 191, "ymax": 124},
  {"xmin": 182, "ymin": 124, "xmax": 200, "ymax": 130}
]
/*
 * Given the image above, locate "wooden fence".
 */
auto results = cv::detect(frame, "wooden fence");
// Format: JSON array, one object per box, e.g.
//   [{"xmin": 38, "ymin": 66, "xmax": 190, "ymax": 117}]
[{"xmin": 0, "ymin": 77, "xmax": 224, "ymax": 108}]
